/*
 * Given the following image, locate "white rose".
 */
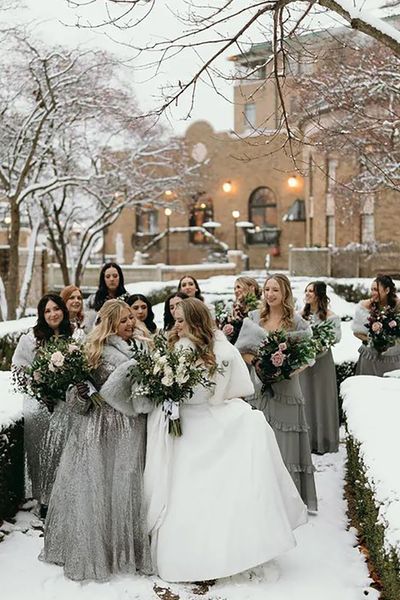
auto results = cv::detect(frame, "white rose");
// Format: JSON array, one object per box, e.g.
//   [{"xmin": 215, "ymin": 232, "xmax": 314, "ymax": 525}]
[
  {"xmin": 68, "ymin": 344, "xmax": 79, "ymax": 353},
  {"xmin": 50, "ymin": 351, "xmax": 65, "ymax": 368},
  {"xmin": 161, "ymin": 375, "xmax": 174, "ymax": 387}
]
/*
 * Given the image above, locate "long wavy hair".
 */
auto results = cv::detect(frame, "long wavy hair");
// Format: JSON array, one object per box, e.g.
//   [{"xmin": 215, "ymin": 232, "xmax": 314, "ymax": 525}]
[
  {"xmin": 60, "ymin": 285, "xmax": 84, "ymax": 324},
  {"xmin": 85, "ymin": 299, "xmax": 131, "ymax": 368},
  {"xmin": 163, "ymin": 292, "xmax": 189, "ymax": 331},
  {"xmin": 127, "ymin": 293, "xmax": 157, "ymax": 333},
  {"xmin": 168, "ymin": 298, "xmax": 216, "ymax": 369},
  {"xmin": 93, "ymin": 262, "xmax": 127, "ymax": 312},
  {"xmin": 303, "ymin": 281, "xmax": 330, "ymax": 321},
  {"xmin": 235, "ymin": 276, "xmax": 261, "ymax": 300},
  {"xmin": 33, "ymin": 294, "xmax": 73, "ymax": 343},
  {"xmin": 259, "ymin": 274, "xmax": 295, "ymax": 330},
  {"xmin": 177, "ymin": 275, "xmax": 204, "ymax": 301},
  {"xmin": 372, "ymin": 274, "xmax": 398, "ymax": 310}
]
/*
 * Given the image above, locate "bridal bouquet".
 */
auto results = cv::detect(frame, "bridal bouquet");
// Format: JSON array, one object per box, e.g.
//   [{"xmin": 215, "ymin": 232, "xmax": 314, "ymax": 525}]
[
  {"xmin": 215, "ymin": 293, "xmax": 260, "ymax": 344},
  {"xmin": 12, "ymin": 337, "xmax": 102, "ymax": 411},
  {"xmin": 311, "ymin": 320, "xmax": 337, "ymax": 354},
  {"xmin": 129, "ymin": 334, "xmax": 218, "ymax": 436},
  {"xmin": 365, "ymin": 306, "xmax": 400, "ymax": 353},
  {"xmin": 253, "ymin": 329, "xmax": 316, "ymax": 389}
]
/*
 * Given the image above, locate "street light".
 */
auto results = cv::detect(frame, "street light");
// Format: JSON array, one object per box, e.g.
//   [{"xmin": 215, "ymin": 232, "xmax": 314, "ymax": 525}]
[
  {"xmin": 222, "ymin": 180, "xmax": 232, "ymax": 193},
  {"xmin": 232, "ymin": 210, "xmax": 240, "ymax": 250},
  {"xmin": 164, "ymin": 207, "xmax": 172, "ymax": 265}
]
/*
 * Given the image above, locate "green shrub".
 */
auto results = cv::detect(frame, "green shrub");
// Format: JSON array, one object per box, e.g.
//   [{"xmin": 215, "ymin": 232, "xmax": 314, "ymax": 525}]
[
  {"xmin": 335, "ymin": 361, "xmax": 357, "ymax": 424},
  {"xmin": 0, "ymin": 334, "xmax": 21, "ymax": 371},
  {"xmin": 329, "ymin": 282, "xmax": 369, "ymax": 304},
  {"xmin": 146, "ymin": 286, "xmax": 176, "ymax": 307},
  {"xmin": 0, "ymin": 420, "xmax": 24, "ymax": 524},
  {"xmin": 345, "ymin": 434, "xmax": 400, "ymax": 599}
]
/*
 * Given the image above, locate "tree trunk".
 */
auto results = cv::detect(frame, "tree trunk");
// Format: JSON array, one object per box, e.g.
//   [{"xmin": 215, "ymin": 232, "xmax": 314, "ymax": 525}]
[{"xmin": 6, "ymin": 198, "xmax": 20, "ymax": 320}]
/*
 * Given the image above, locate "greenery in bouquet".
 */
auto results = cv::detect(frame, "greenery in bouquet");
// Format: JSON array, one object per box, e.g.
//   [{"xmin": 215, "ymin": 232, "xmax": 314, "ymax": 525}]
[
  {"xmin": 253, "ymin": 329, "xmax": 316, "ymax": 390},
  {"xmin": 129, "ymin": 334, "xmax": 220, "ymax": 436},
  {"xmin": 311, "ymin": 320, "xmax": 337, "ymax": 354},
  {"xmin": 215, "ymin": 292, "xmax": 260, "ymax": 344},
  {"xmin": 12, "ymin": 337, "xmax": 102, "ymax": 411},
  {"xmin": 365, "ymin": 306, "xmax": 400, "ymax": 353}
]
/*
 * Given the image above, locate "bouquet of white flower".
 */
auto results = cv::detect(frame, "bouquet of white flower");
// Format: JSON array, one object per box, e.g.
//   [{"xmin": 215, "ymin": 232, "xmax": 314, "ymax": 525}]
[{"xmin": 129, "ymin": 334, "xmax": 218, "ymax": 436}]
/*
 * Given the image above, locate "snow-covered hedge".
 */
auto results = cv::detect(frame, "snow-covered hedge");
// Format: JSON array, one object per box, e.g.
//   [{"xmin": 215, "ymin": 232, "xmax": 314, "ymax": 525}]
[
  {"xmin": 0, "ymin": 317, "xmax": 35, "ymax": 371},
  {"xmin": 0, "ymin": 372, "xmax": 24, "ymax": 524},
  {"xmin": 342, "ymin": 376, "xmax": 400, "ymax": 600}
]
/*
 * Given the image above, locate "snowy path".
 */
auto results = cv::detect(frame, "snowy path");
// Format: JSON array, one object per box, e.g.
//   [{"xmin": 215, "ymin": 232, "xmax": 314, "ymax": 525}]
[{"xmin": 0, "ymin": 445, "xmax": 378, "ymax": 600}]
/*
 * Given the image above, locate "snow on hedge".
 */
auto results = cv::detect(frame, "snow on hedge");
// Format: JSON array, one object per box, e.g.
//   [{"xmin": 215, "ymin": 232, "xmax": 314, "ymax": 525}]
[
  {"xmin": 0, "ymin": 316, "xmax": 35, "ymax": 339},
  {"xmin": 341, "ymin": 375, "xmax": 400, "ymax": 551},
  {"xmin": 0, "ymin": 371, "xmax": 23, "ymax": 430}
]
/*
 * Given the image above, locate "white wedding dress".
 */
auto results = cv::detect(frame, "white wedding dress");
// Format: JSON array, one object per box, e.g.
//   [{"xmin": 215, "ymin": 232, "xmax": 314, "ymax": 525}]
[{"xmin": 144, "ymin": 332, "xmax": 307, "ymax": 583}]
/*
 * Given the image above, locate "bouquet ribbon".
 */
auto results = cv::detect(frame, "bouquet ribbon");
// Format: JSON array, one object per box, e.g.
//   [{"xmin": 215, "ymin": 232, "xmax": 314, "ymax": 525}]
[{"xmin": 163, "ymin": 399, "xmax": 180, "ymax": 421}]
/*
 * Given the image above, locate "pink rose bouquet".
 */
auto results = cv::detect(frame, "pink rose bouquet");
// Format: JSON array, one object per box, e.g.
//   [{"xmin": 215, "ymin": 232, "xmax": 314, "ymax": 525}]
[{"xmin": 365, "ymin": 306, "xmax": 400, "ymax": 353}]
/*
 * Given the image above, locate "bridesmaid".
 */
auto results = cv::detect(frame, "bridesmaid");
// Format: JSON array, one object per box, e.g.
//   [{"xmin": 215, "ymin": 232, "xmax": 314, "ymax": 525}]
[
  {"xmin": 299, "ymin": 281, "xmax": 341, "ymax": 454},
  {"xmin": 86, "ymin": 262, "xmax": 128, "ymax": 328},
  {"xmin": 177, "ymin": 275, "xmax": 204, "ymax": 300},
  {"xmin": 163, "ymin": 291, "xmax": 189, "ymax": 333},
  {"xmin": 41, "ymin": 299, "xmax": 153, "ymax": 581},
  {"xmin": 352, "ymin": 274, "xmax": 400, "ymax": 376},
  {"xmin": 235, "ymin": 274, "xmax": 317, "ymax": 511},
  {"xmin": 127, "ymin": 293, "xmax": 157, "ymax": 335},
  {"xmin": 12, "ymin": 294, "xmax": 73, "ymax": 516},
  {"xmin": 60, "ymin": 285, "xmax": 86, "ymax": 342}
]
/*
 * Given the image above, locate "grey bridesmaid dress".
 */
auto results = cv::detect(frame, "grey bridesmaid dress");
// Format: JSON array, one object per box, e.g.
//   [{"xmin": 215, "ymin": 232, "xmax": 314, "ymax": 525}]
[
  {"xmin": 236, "ymin": 311, "xmax": 318, "ymax": 512},
  {"xmin": 299, "ymin": 313, "xmax": 341, "ymax": 454},
  {"xmin": 352, "ymin": 303, "xmax": 400, "ymax": 376},
  {"xmin": 40, "ymin": 335, "xmax": 152, "ymax": 581}
]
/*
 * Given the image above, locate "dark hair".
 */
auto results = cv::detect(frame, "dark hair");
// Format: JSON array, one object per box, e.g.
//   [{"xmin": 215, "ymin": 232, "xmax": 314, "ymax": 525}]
[
  {"xmin": 33, "ymin": 294, "xmax": 73, "ymax": 342},
  {"xmin": 127, "ymin": 293, "xmax": 157, "ymax": 333},
  {"xmin": 163, "ymin": 292, "xmax": 189, "ymax": 331},
  {"xmin": 93, "ymin": 262, "xmax": 127, "ymax": 312},
  {"xmin": 373, "ymin": 274, "xmax": 398, "ymax": 309},
  {"xmin": 177, "ymin": 275, "xmax": 204, "ymax": 301},
  {"xmin": 303, "ymin": 281, "xmax": 330, "ymax": 321}
]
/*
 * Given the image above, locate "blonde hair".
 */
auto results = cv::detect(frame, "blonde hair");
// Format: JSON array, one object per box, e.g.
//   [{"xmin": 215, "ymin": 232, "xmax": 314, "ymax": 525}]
[
  {"xmin": 60, "ymin": 285, "xmax": 84, "ymax": 324},
  {"xmin": 85, "ymin": 299, "xmax": 131, "ymax": 368},
  {"xmin": 260, "ymin": 274, "xmax": 295, "ymax": 330},
  {"xmin": 235, "ymin": 276, "xmax": 261, "ymax": 299},
  {"xmin": 168, "ymin": 298, "xmax": 216, "ymax": 369}
]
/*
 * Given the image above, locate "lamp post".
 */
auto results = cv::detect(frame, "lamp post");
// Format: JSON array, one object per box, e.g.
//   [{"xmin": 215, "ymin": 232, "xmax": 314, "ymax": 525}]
[
  {"xmin": 232, "ymin": 210, "xmax": 240, "ymax": 250},
  {"xmin": 164, "ymin": 207, "xmax": 172, "ymax": 265}
]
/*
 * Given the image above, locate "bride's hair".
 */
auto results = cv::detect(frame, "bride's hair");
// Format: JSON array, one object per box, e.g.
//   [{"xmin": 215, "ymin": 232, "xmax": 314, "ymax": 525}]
[
  {"xmin": 86, "ymin": 299, "xmax": 132, "ymax": 368},
  {"xmin": 259, "ymin": 274, "xmax": 295, "ymax": 330},
  {"xmin": 168, "ymin": 298, "xmax": 216, "ymax": 369}
]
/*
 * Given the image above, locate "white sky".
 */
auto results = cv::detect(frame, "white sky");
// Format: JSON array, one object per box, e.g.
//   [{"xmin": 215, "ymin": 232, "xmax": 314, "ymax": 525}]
[{"xmin": 5, "ymin": 0, "xmax": 390, "ymax": 134}]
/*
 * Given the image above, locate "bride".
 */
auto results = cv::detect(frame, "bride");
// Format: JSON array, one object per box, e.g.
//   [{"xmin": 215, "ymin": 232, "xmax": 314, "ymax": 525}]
[{"xmin": 144, "ymin": 298, "xmax": 307, "ymax": 583}]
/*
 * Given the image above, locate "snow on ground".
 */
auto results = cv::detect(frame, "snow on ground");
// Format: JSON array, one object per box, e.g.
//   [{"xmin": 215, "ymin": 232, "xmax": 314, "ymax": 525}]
[
  {"xmin": 342, "ymin": 375, "xmax": 400, "ymax": 553},
  {"xmin": 0, "ymin": 371, "xmax": 22, "ymax": 429},
  {"xmin": 0, "ymin": 445, "xmax": 378, "ymax": 600}
]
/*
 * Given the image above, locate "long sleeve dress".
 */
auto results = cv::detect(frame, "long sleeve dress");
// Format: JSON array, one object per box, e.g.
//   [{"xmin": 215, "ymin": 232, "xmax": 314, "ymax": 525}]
[
  {"xmin": 12, "ymin": 332, "xmax": 73, "ymax": 507},
  {"xmin": 352, "ymin": 302, "xmax": 400, "ymax": 376},
  {"xmin": 144, "ymin": 332, "xmax": 307, "ymax": 583},
  {"xmin": 40, "ymin": 335, "xmax": 153, "ymax": 582},
  {"xmin": 235, "ymin": 311, "xmax": 318, "ymax": 512},
  {"xmin": 299, "ymin": 313, "xmax": 341, "ymax": 454}
]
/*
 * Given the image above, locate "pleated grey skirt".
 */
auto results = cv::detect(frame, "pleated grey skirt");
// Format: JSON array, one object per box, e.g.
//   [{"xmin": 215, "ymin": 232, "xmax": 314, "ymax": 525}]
[
  {"xmin": 355, "ymin": 344, "xmax": 400, "ymax": 377},
  {"xmin": 300, "ymin": 350, "xmax": 339, "ymax": 455},
  {"xmin": 40, "ymin": 404, "xmax": 152, "ymax": 581},
  {"xmin": 251, "ymin": 373, "xmax": 318, "ymax": 512}
]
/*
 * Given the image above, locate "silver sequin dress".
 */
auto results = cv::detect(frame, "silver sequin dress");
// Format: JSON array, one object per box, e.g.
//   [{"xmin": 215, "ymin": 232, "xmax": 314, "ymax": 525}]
[
  {"xmin": 235, "ymin": 312, "xmax": 318, "ymax": 511},
  {"xmin": 12, "ymin": 332, "xmax": 73, "ymax": 505},
  {"xmin": 40, "ymin": 335, "xmax": 153, "ymax": 582}
]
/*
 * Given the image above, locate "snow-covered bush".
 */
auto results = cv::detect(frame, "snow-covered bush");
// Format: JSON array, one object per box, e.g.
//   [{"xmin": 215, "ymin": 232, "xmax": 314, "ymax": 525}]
[
  {"xmin": 0, "ymin": 421, "xmax": 24, "ymax": 525},
  {"xmin": 335, "ymin": 361, "xmax": 357, "ymax": 423},
  {"xmin": 329, "ymin": 283, "xmax": 368, "ymax": 305}
]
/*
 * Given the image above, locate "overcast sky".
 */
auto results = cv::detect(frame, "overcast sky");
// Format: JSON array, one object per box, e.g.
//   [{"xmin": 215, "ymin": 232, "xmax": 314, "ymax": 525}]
[{"xmin": 6, "ymin": 0, "xmax": 390, "ymax": 135}]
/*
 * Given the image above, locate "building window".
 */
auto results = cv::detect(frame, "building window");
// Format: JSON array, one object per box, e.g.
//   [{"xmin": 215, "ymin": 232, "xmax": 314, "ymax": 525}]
[
  {"xmin": 249, "ymin": 187, "xmax": 278, "ymax": 227},
  {"xmin": 244, "ymin": 102, "xmax": 257, "ymax": 129},
  {"xmin": 136, "ymin": 206, "xmax": 159, "ymax": 234},
  {"xmin": 189, "ymin": 193, "xmax": 213, "ymax": 244},
  {"xmin": 326, "ymin": 215, "xmax": 335, "ymax": 246},
  {"xmin": 361, "ymin": 214, "xmax": 375, "ymax": 243}
]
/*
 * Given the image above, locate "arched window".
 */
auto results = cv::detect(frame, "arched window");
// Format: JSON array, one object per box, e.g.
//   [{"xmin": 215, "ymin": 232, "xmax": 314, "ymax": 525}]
[
  {"xmin": 248, "ymin": 187, "xmax": 278, "ymax": 227},
  {"xmin": 189, "ymin": 192, "xmax": 213, "ymax": 244}
]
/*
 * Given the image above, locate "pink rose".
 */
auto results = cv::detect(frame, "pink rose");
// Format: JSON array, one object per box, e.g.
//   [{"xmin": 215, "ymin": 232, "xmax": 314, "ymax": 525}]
[
  {"xmin": 33, "ymin": 371, "xmax": 41, "ymax": 382},
  {"xmin": 222, "ymin": 323, "xmax": 234, "ymax": 336},
  {"xmin": 68, "ymin": 344, "xmax": 79, "ymax": 353},
  {"xmin": 388, "ymin": 320, "xmax": 397, "ymax": 328},
  {"xmin": 271, "ymin": 351, "xmax": 285, "ymax": 367},
  {"xmin": 371, "ymin": 322, "xmax": 383, "ymax": 333},
  {"xmin": 278, "ymin": 342, "xmax": 287, "ymax": 351}
]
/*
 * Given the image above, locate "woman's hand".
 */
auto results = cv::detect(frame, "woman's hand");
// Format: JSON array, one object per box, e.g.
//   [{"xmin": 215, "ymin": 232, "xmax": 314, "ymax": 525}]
[
  {"xmin": 76, "ymin": 382, "xmax": 90, "ymax": 399},
  {"xmin": 353, "ymin": 332, "xmax": 368, "ymax": 342},
  {"xmin": 241, "ymin": 352, "xmax": 255, "ymax": 365},
  {"xmin": 42, "ymin": 397, "xmax": 55, "ymax": 413}
]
